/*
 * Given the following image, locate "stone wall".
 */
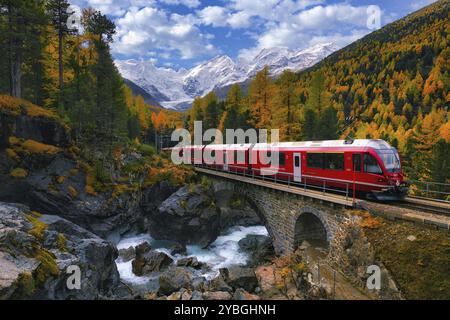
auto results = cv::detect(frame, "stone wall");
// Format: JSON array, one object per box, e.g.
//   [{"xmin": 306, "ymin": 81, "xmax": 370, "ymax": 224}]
[{"xmin": 210, "ymin": 177, "xmax": 347, "ymax": 255}]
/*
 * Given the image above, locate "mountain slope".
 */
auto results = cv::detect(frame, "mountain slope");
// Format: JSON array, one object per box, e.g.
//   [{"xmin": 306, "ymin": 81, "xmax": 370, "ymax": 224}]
[
  {"xmin": 115, "ymin": 43, "xmax": 338, "ymax": 110},
  {"xmin": 124, "ymin": 79, "xmax": 163, "ymax": 108}
]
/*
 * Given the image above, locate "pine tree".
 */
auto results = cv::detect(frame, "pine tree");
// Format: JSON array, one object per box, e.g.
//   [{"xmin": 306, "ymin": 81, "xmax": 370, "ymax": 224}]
[
  {"xmin": 248, "ymin": 66, "xmax": 274, "ymax": 129},
  {"xmin": 46, "ymin": 0, "xmax": 73, "ymax": 108},
  {"xmin": 0, "ymin": 0, "xmax": 48, "ymax": 98},
  {"xmin": 316, "ymin": 107, "xmax": 338, "ymax": 140}
]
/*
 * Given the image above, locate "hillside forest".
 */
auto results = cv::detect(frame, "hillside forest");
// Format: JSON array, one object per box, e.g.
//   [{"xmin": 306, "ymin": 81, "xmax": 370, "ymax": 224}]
[{"xmin": 0, "ymin": 0, "xmax": 449, "ymax": 196}]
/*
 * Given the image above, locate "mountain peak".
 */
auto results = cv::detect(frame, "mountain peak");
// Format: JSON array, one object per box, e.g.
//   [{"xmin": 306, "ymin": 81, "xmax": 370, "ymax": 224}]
[{"xmin": 115, "ymin": 43, "xmax": 337, "ymax": 110}]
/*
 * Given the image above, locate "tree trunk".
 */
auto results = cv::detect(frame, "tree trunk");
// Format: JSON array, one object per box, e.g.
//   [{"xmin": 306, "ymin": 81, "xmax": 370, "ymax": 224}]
[
  {"xmin": 11, "ymin": 41, "xmax": 22, "ymax": 98},
  {"xmin": 58, "ymin": 28, "xmax": 63, "ymax": 93}
]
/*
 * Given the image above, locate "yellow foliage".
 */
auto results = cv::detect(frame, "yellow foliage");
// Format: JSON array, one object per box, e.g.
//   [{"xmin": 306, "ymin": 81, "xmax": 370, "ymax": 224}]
[
  {"xmin": 10, "ymin": 168, "xmax": 28, "ymax": 178},
  {"xmin": 8, "ymin": 136, "xmax": 21, "ymax": 146},
  {"xmin": 21, "ymin": 140, "xmax": 61, "ymax": 155},
  {"xmin": 26, "ymin": 215, "xmax": 48, "ymax": 242},
  {"xmin": 6, "ymin": 148, "xmax": 19, "ymax": 161},
  {"xmin": 56, "ymin": 176, "xmax": 66, "ymax": 184},
  {"xmin": 85, "ymin": 185, "xmax": 97, "ymax": 196},
  {"xmin": 68, "ymin": 186, "xmax": 78, "ymax": 199},
  {"xmin": 439, "ymin": 121, "xmax": 450, "ymax": 142},
  {"xmin": 56, "ymin": 234, "xmax": 67, "ymax": 252},
  {"xmin": 0, "ymin": 95, "xmax": 57, "ymax": 119}
]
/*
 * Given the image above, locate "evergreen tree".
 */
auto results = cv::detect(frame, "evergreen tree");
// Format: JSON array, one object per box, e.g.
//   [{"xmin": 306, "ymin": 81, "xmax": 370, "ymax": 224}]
[
  {"xmin": 316, "ymin": 107, "xmax": 338, "ymax": 140},
  {"xmin": 46, "ymin": 0, "xmax": 73, "ymax": 107},
  {"xmin": 301, "ymin": 109, "xmax": 317, "ymax": 140}
]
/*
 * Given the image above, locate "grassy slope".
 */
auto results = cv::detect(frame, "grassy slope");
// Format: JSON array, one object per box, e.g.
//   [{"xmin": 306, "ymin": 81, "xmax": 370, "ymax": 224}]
[{"xmin": 364, "ymin": 218, "xmax": 450, "ymax": 299}]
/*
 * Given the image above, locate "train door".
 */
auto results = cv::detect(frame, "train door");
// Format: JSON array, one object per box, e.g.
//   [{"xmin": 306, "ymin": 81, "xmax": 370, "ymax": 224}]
[
  {"xmin": 223, "ymin": 151, "xmax": 229, "ymax": 171},
  {"xmin": 293, "ymin": 153, "xmax": 302, "ymax": 182}
]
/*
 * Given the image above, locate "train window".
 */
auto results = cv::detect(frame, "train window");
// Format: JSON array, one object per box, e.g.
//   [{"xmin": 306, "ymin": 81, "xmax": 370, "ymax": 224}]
[
  {"xmin": 364, "ymin": 154, "xmax": 382, "ymax": 174},
  {"xmin": 279, "ymin": 153, "xmax": 286, "ymax": 166},
  {"xmin": 324, "ymin": 153, "xmax": 344, "ymax": 170},
  {"xmin": 352, "ymin": 154, "xmax": 361, "ymax": 172},
  {"xmin": 211, "ymin": 150, "xmax": 216, "ymax": 158},
  {"xmin": 295, "ymin": 156, "xmax": 300, "ymax": 167},
  {"xmin": 307, "ymin": 153, "xmax": 324, "ymax": 169}
]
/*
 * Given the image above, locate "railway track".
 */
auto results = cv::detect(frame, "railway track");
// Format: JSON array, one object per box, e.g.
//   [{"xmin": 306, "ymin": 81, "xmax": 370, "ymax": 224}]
[
  {"xmin": 397, "ymin": 196, "xmax": 450, "ymax": 216},
  {"xmin": 194, "ymin": 165, "xmax": 450, "ymax": 217}
]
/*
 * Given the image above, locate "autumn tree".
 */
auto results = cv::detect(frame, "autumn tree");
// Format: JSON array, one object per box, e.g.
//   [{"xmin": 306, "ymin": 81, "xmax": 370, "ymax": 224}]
[
  {"xmin": 248, "ymin": 66, "xmax": 274, "ymax": 129},
  {"xmin": 46, "ymin": 0, "xmax": 73, "ymax": 101}
]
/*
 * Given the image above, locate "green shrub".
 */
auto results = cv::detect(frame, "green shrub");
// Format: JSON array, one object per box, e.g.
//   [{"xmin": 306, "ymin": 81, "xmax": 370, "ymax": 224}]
[{"xmin": 138, "ymin": 144, "xmax": 156, "ymax": 157}]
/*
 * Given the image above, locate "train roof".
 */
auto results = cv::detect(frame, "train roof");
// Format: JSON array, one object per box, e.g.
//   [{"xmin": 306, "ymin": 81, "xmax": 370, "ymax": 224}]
[
  {"xmin": 187, "ymin": 139, "xmax": 393, "ymax": 150},
  {"xmin": 255, "ymin": 139, "xmax": 393, "ymax": 149}
]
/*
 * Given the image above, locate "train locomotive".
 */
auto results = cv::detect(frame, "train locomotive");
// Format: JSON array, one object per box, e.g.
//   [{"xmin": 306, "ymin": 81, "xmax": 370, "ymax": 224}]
[{"xmin": 180, "ymin": 139, "xmax": 408, "ymax": 201}]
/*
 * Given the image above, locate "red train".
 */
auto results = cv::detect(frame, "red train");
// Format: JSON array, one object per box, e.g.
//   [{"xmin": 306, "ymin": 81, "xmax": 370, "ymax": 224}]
[{"xmin": 179, "ymin": 139, "xmax": 408, "ymax": 201}]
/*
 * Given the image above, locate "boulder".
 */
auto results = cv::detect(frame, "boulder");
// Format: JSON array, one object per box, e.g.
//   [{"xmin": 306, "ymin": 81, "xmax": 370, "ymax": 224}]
[
  {"xmin": 222, "ymin": 267, "xmax": 258, "ymax": 292},
  {"xmin": 132, "ymin": 251, "xmax": 173, "ymax": 276},
  {"xmin": 169, "ymin": 243, "xmax": 187, "ymax": 256},
  {"xmin": 202, "ymin": 291, "xmax": 232, "ymax": 300},
  {"xmin": 208, "ymin": 274, "xmax": 233, "ymax": 292},
  {"xmin": 158, "ymin": 267, "xmax": 193, "ymax": 296},
  {"xmin": 238, "ymin": 234, "xmax": 274, "ymax": 266},
  {"xmin": 0, "ymin": 202, "xmax": 127, "ymax": 300},
  {"xmin": 176, "ymin": 257, "xmax": 204, "ymax": 269},
  {"xmin": 233, "ymin": 288, "xmax": 261, "ymax": 300},
  {"xmin": 191, "ymin": 290, "xmax": 204, "ymax": 300},
  {"xmin": 135, "ymin": 242, "xmax": 151, "ymax": 256},
  {"xmin": 118, "ymin": 246, "xmax": 135, "ymax": 262},
  {"xmin": 148, "ymin": 185, "xmax": 221, "ymax": 248}
]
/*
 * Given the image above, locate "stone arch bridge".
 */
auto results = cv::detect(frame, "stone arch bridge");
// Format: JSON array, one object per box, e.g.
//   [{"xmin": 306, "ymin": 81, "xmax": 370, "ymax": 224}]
[{"xmin": 198, "ymin": 168, "xmax": 357, "ymax": 255}]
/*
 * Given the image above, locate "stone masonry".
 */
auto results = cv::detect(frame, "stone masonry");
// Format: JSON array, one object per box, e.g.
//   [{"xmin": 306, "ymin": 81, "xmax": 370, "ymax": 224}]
[{"xmin": 210, "ymin": 177, "xmax": 350, "ymax": 255}]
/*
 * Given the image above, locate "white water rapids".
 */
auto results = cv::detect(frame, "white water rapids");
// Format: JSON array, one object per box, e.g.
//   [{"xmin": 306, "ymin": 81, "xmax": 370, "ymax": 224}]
[{"xmin": 115, "ymin": 226, "xmax": 268, "ymax": 284}]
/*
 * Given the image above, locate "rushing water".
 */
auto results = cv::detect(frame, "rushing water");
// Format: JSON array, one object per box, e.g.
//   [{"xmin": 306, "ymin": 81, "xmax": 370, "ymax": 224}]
[{"xmin": 115, "ymin": 225, "xmax": 268, "ymax": 284}]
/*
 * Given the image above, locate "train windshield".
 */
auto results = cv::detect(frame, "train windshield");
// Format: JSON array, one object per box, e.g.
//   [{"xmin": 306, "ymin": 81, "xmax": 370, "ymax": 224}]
[{"xmin": 376, "ymin": 149, "xmax": 401, "ymax": 173}]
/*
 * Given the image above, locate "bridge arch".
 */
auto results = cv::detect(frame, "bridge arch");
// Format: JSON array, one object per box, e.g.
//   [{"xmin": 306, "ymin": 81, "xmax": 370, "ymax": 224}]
[
  {"xmin": 294, "ymin": 207, "xmax": 331, "ymax": 249},
  {"xmin": 212, "ymin": 181, "xmax": 276, "ymax": 244}
]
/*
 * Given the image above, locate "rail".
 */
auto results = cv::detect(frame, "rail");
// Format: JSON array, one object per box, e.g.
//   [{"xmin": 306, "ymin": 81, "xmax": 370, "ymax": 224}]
[
  {"xmin": 194, "ymin": 163, "xmax": 367, "ymax": 204},
  {"xmin": 194, "ymin": 163, "xmax": 450, "ymax": 211},
  {"xmin": 408, "ymin": 180, "xmax": 450, "ymax": 201}
]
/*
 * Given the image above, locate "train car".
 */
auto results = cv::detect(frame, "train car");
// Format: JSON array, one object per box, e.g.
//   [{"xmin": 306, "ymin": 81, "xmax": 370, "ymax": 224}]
[{"xmin": 184, "ymin": 139, "xmax": 408, "ymax": 200}]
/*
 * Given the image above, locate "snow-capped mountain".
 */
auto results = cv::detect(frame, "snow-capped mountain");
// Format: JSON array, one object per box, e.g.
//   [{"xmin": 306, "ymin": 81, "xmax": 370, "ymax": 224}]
[{"xmin": 115, "ymin": 43, "xmax": 338, "ymax": 110}]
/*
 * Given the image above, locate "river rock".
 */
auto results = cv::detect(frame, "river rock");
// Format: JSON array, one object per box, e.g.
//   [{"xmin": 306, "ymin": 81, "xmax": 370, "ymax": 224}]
[
  {"xmin": 222, "ymin": 267, "xmax": 258, "ymax": 292},
  {"xmin": 118, "ymin": 246, "xmax": 135, "ymax": 262},
  {"xmin": 238, "ymin": 234, "xmax": 274, "ymax": 266},
  {"xmin": 203, "ymin": 291, "xmax": 232, "ymax": 300},
  {"xmin": 148, "ymin": 185, "xmax": 221, "ymax": 248},
  {"xmin": 176, "ymin": 257, "xmax": 204, "ymax": 269},
  {"xmin": 207, "ymin": 272, "xmax": 233, "ymax": 292},
  {"xmin": 135, "ymin": 242, "xmax": 151, "ymax": 256},
  {"xmin": 233, "ymin": 288, "xmax": 261, "ymax": 300},
  {"xmin": 191, "ymin": 290, "xmax": 204, "ymax": 300},
  {"xmin": 255, "ymin": 265, "xmax": 280, "ymax": 294},
  {"xmin": 169, "ymin": 243, "xmax": 187, "ymax": 256},
  {"xmin": 158, "ymin": 267, "xmax": 193, "ymax": 296},
  {"xmin": 132, "ymin": 250, "xmax": 173, "ymax": 276},
  {"xmin": 0, "ymin": 202, "xmax": 127, "ymax": 300}
]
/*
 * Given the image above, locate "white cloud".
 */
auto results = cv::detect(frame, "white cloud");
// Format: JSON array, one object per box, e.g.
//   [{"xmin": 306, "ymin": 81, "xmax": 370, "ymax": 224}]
[
  {"xmin": 113, "ymin": 6, "xmax": 217, "ymax": 60},
  {"xmin": 159, "ymin": 0, "xmax": 201, "ymax": 8},
  {"xmin": 237, "ymin": 3, "xmax": 374, "ymax": 61},
  {"xmin": 227, "ymin": 11, "xmax": 251, "ymax": 29},
  {"xmin": 198, "ymin": 6, "xmax": 229, "ymax": 27}
]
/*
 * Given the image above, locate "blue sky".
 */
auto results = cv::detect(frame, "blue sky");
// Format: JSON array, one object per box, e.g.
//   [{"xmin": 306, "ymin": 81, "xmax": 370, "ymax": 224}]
[{"xmin": 71, "ymin": 0, "xmax": 437, "ymax": 69}]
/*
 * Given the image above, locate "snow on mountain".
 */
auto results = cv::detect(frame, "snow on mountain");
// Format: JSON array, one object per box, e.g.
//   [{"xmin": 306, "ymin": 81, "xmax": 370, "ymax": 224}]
[{"xmin": 115, "ymin": 43, "xmax": 338, "ymax": 110}]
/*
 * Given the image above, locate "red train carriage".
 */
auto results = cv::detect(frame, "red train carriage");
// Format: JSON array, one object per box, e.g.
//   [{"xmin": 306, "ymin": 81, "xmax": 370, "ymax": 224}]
[{"xmin": 182, "ymin": 139, "xmax": 408, "ymax": 201}]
